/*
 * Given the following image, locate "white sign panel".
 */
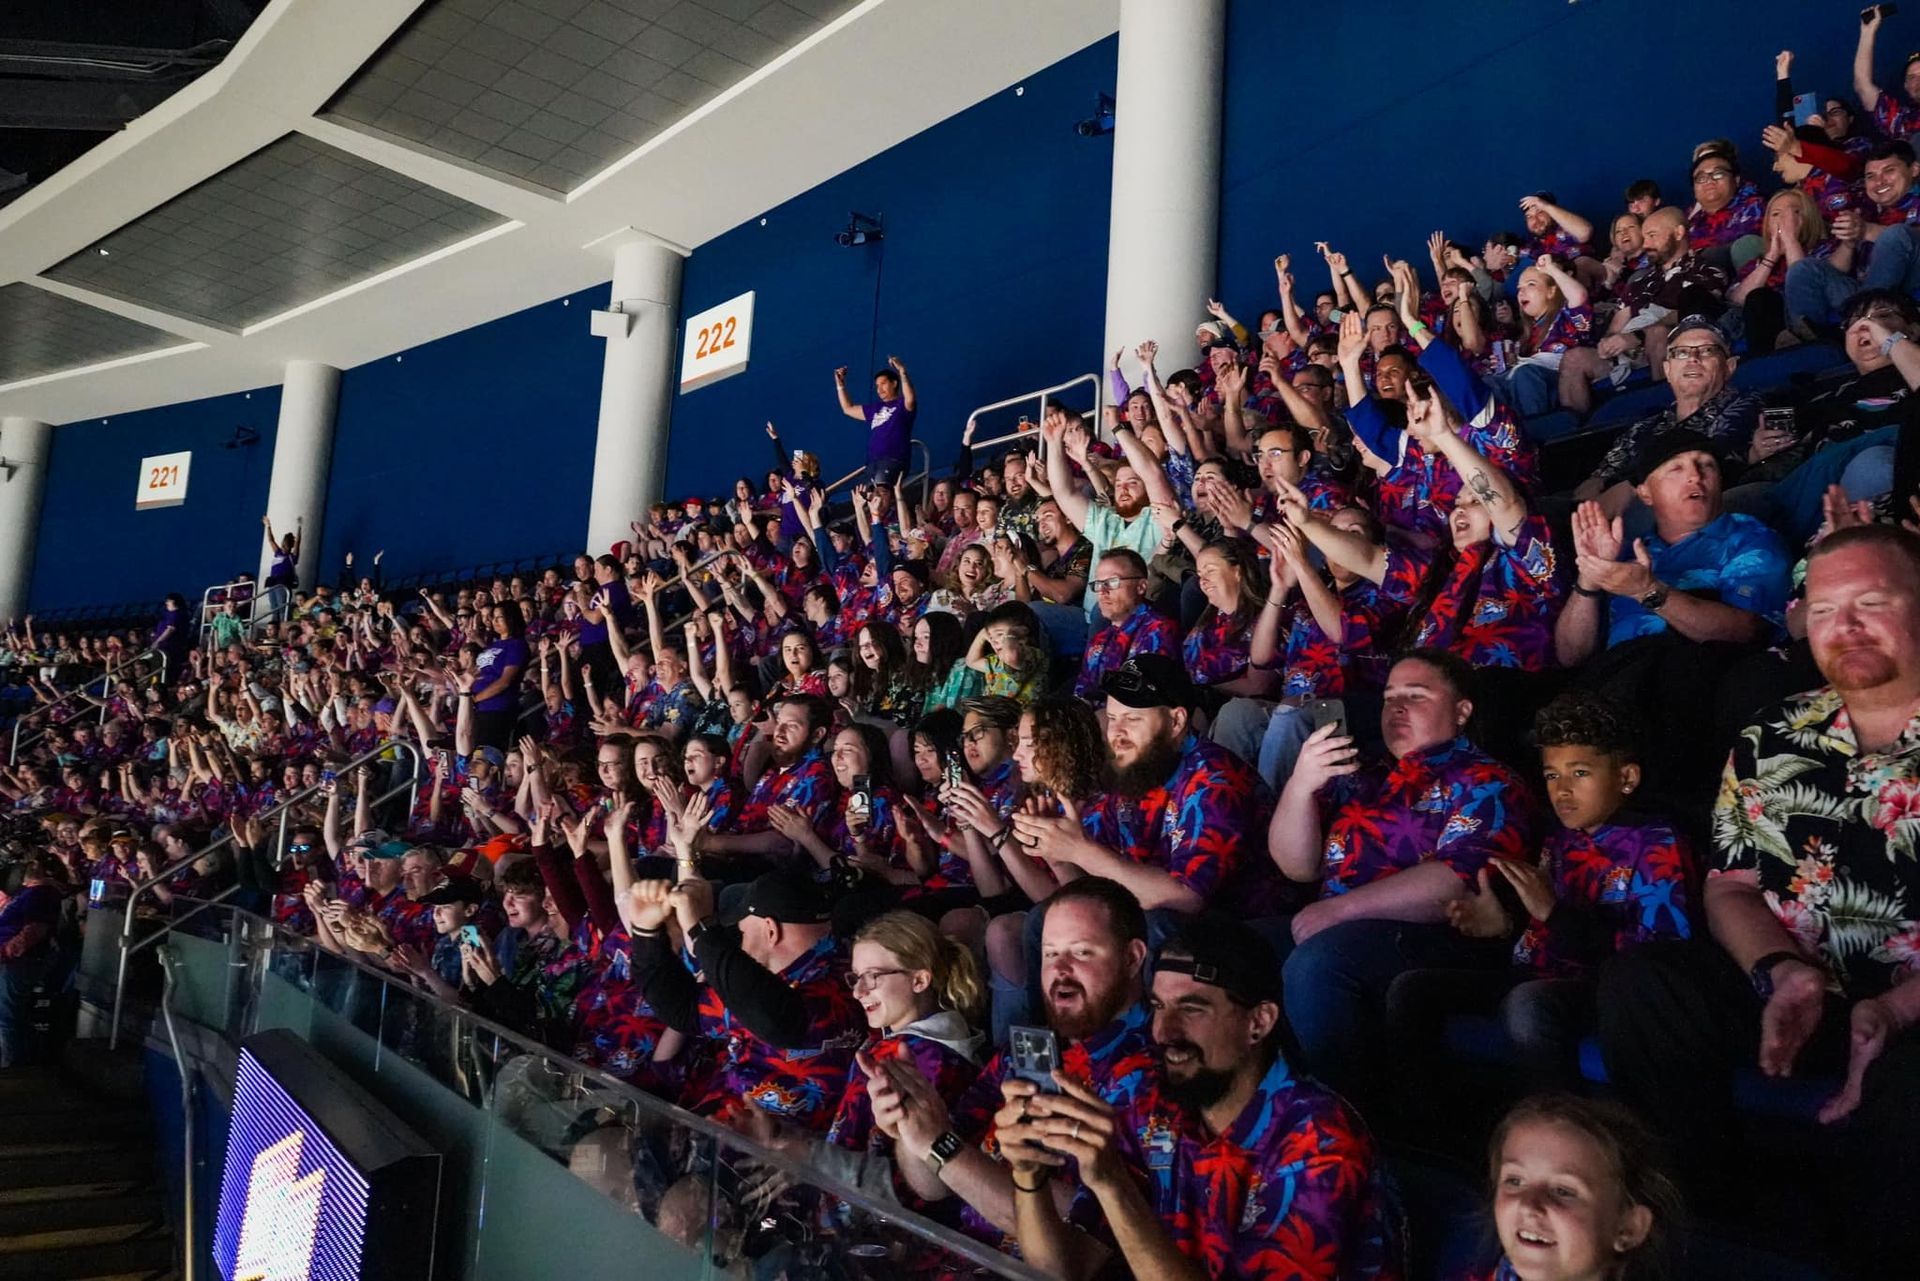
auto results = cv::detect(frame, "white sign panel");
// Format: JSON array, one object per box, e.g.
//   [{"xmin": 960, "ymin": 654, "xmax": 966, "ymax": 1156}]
[
  {"xmin": 136, "ymin": 451, "xmax": 191, "ymax": 510},
  {"xmin": 679, "ymin": 290, "xmax": 755, "ymax": 391}
]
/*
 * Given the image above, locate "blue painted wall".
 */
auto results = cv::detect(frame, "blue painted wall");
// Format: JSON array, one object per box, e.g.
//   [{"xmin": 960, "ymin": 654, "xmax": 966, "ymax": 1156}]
[
  {"xmin": 29, "ymin": 385, "xmax": 279, "ymax": 612},
  {"xmin": 319, "ymin": 284, "xmax": 604, "ymax": 581},
  {"xmin": 30, "ymin": 0, "xmax": 1876, "ymax": 603},
  {"xmin": 664, "ymin": 36, "xmax": 1121, "ymax": 498},
  {"xmin": 1213, "ymin": 0, "xmax": 1859, "ymax": 326}
]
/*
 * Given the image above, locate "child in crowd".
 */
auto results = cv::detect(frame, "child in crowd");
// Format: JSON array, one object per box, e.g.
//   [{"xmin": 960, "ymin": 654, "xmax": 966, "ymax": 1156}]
[
  {"xmin": 1391, "ymin": 691, "xmax": 1694, "ymax": 1088},
  {"xmin": 963, "ymin": 603, "xmax": 1047, "ymax": 704},
  {"xmin": 1460, "ymin": 1093, "xmax": 1680, "ymax": 1281}
]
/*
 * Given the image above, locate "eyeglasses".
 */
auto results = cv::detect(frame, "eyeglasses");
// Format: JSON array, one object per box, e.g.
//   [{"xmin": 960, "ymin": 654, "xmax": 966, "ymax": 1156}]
[
  {"xmin": 1089, "ymin": 575, "xmax": 1146, "ymax": 593},
  {"xmin": 845, "ymin": 967, "xmax": 909, "ymax": 991},
  {"xmin": 961, "ymin": 725, "xmax": 999, "ymax": 744},
  {"xmin": 1666, "ymin": 344, "xmax": 1726, "ymax": 363},
  {"xmin": 1692, "ymin": 168, "xmax": 1733, "ymax": 184}
]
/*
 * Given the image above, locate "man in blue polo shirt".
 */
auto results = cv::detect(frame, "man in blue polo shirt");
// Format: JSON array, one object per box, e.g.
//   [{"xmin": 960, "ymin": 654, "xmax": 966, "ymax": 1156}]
[
  {"xmin": 835, "ymin": 355, "xmax": 917, "ymax": 484},
  {"xmin": 1554, "ymin": 428, "xmax": 1790, "ymax": 794}
]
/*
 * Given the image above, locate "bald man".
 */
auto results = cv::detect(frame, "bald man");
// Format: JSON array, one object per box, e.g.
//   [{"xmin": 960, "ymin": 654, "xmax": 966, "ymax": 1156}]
[{"xmin": 1559, "ymin": 205, "xmax": 1730, "ymax": 415}]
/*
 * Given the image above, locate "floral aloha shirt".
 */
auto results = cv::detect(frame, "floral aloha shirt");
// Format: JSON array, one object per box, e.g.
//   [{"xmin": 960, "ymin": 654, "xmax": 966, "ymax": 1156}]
[{"xmin": 1714, "ymin": 684, "xmax": 1920, "ymax": 1001}]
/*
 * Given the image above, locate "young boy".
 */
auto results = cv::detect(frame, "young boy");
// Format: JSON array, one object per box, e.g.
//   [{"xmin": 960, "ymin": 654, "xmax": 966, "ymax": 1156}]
[
  {"xmin": 1393, "ymin": 690, "xmax": 1695, "ymax": 1090},
  {"xmin": 964, "ymin": 603, "xmax": 1047, "ymax": 704}
]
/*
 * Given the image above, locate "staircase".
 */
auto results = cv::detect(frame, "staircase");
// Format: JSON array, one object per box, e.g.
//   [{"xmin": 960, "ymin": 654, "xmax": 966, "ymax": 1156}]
[{"xmin": 0, "ymin": 1041, "xmax": 176, "ymax": 1281}]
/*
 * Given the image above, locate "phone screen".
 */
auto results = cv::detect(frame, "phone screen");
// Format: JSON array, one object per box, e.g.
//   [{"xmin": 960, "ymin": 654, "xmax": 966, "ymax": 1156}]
[
  {"xmin": 1009, "ymin": 1025, "xmax": 1063, "ymax": 1094},
  {"xmin": 460, "ymin": 924, "xmax": 484, "ymax": 948}
]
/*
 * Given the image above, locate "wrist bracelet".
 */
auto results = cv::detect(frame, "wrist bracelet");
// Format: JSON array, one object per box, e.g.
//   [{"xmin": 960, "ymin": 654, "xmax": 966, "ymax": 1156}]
[
  {"xmin": 1883, "ymin": 331, "xmax": 1910, "ymax": 356},
  {"xmin": 1011, "ymin": 1170, "xmax": 1052, "ymax": 1194}
]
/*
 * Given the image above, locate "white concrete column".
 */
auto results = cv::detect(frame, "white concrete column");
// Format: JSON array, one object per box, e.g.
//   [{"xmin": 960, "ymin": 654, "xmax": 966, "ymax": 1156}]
[
  {"xmin": 1101, "ymin": 0, "xmax": 1226, "ymax": 368},
  {"xmin": 587, "ymin": 237, "xmax": 684, "ymax": 555},
  {"xmin": 258, "ymin": 361, "xmax": 341, "ymax": 590},
  {"xmin": 0, "ymin": 418, "xmax": 52, "ymax": 621}
]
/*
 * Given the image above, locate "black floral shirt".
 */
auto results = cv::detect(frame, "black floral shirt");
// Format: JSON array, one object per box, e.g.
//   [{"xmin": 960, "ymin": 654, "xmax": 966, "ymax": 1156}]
[{"xmin": 1714, "ymin": 685, "xmax": 1920, "ymax": 1000}]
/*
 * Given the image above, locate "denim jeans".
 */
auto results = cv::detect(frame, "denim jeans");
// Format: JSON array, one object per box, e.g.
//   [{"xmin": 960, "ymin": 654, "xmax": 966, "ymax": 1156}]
[
  {"xmin": 1490, "ymin": 361, "xmax": 1559, "ymax": 418},
  {"xmin": 1267, "ymin": 916, "xmax": 1506, "ymax": 1107},
  {"xmin": 1784, "ymin": 224, "xmax": 1920, "ymax": 329},
  {"xmin": 1729, "ymin": 424, "xmax": 1902, "ymax": 543}
]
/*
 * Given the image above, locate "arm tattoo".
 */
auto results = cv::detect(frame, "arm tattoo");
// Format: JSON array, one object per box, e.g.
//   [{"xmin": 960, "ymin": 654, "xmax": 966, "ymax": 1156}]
[{"xmin": 1467, "ymin": 467, "xmax": 1499, "ymax": 507}]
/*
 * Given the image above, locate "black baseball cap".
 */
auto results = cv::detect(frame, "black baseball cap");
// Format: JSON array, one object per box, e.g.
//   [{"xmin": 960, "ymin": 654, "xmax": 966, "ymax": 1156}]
[
  {"xmin": 1155, "ymin": 913, "xmax": 1282, "ymax": 1007},
  {"xmin": 1099, "ymin": 653, "xmax": 1195, "ymax": 711},
  {"xmin": 421, "ymin": 877, "xmax": 484, "ymax": 907},
  {"xmin": 721, "ymin": 869, "xmax": 834, "ymax": 926},
  {"xmin": 1630, "ymin": 428, "xmax": 1723, "ymax": 486}
]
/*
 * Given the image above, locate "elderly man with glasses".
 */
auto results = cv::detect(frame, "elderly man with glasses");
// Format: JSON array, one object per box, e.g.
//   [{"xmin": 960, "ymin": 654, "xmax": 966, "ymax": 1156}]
[{"xmin": 1572, "ymin": 315, "xmax": 1763, "ymax": 519}]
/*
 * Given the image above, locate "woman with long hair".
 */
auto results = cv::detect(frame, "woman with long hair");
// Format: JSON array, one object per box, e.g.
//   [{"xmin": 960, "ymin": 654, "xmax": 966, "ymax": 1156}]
[
  {"xmin": 909, "ymin": 610, "xmax": 980, "ymax": 717},
  {"xmin": 1184, "ymin": 538, "xmax": 1269, "ymax": 701},
  {"xmin": 849, "ymin": 621, "xmax": 923, "ymax": 726}
]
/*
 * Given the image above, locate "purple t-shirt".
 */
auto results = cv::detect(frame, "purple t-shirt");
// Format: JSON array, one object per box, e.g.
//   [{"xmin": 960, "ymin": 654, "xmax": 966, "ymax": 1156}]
[
  {"xmin": 473, "ymin": 637, "xmax": 529, "ymax": 713},
  {"xmin": 578, "ymin": 578, "xmax": 633, "ymax": 646},
  {"xmin": 862, "ymin": 398, "xmax": 916, "ymax": 470},
  {"xmin": 153, "ymin": 607, "xmax": 186, "ymax": 651}
]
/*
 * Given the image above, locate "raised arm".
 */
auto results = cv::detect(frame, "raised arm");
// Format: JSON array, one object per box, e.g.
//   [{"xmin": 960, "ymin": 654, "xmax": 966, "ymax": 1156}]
[
  {"xmin": 833, "ymin": 365, "xmax": 865, "ymax": 420},
  {"xmin": 888, "ymin": 355, "xmax": 917, "ymax": 413},
  {"xmin": 1275, "ymin": 254, "xmax": 1313, "ymax": 346},
  {"xmin": 1857, "ymin": 8, "xmax": 1887, "ymax": 111},
  {"xmin": 1405, "ymin": 386, "xmax": 1528, "ymax": 540},
  {"xmin": 1535, "ymin": 253, "xmax": 1588, "ymax": 311},
  {"xmin": 1524, "ymin": 194, "xmax": 1593, "ymax": 248},
  {"xmin": 1043, "ymin": 421, "xmax": 1091, "ymax": 529}
]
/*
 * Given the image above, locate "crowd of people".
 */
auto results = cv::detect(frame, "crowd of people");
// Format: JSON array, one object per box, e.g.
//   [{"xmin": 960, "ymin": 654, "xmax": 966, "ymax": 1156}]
[{"xmin": 7, "ymin": 16, "xmax": 1920, "ymax": 1281}]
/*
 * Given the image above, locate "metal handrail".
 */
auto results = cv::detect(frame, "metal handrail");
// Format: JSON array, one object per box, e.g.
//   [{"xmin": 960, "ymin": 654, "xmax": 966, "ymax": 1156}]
[
  {"xmin": 155, "ymin": 946, "xmax": 198, "ymax": 1281},
  {"xmin": 10, "ymin": 646, "xmax": 167, "ymax": 764},
  {"xmin": 109, "ymin": 735, "xmax": 423, "ymax": 1048},
  {"xmin": 964, "ymin": 372, "xmax": 1104, "ymax": 453}
]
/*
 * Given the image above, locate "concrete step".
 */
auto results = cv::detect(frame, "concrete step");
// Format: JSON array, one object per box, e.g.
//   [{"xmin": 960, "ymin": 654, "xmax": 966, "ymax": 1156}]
[
  {"xmin": 0, "ymin": 1189, "xmax": 164, "ymax": 1241},
  {"xmin": 0, "ymin": 1232, "xmax": 174, "ymax": 1281}
]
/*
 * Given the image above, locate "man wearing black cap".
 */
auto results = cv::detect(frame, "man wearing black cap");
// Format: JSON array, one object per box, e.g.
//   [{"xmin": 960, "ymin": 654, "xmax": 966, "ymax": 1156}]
[
  {"xmin": 1557, "ymin": 428, "xmax": 1789, "ymax": 793},
  {"xmin": 995, "ymin": 915, "xmax": 1401, "ymax": 1280},
  {"xmin": 390, "ymin": 876, "xmax": 485, "ymax": 1001},
  {"xmin": 627, "ymin": 866, "xmax": 860, "ymax": 1132},
  {"xmin": 1012, "ymin": 653, "xmax": 1258, "ymax": 917},
  {"xmin": 1575, "ymin": 314, "xmax": 1761, "ymax": 506}
]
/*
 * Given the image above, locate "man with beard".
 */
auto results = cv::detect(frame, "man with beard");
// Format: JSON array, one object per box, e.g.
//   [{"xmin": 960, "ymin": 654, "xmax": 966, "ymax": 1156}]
[
  {"xmin": 1018, "ymin": 654, "xmax": 1256, "ymax": 917},
  {"xmin": 869, "ymin": 878, "xmax": 1155, "ymax": 1245},
  {"xmin": 689, "ymin": 694, "xmax": 837, "ymax": 870},
  {"xmin": 1266, "ymin": 650, "xmax": 1538, "ymax": 1111},
  {"xmin": 1042, "ymin": 415, "xmax": 1160, "ymax": 616},
  {"xmin": 997, "ymin": 916, "xmax": 1402, "ymax": 1280},
  {"xmin": 1599, "ymin": 524, "xmax": 1920, "ymax": 1277}
]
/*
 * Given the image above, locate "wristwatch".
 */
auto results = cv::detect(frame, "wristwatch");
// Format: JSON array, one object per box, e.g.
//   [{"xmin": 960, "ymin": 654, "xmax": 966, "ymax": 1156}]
[
  {"xmin": 687, "ymin": 915, "xmax": 720, "ymax": 946},
  {"xmin": 1750, "ymin": 950, "xmax": 1807, "ymax": 1000},
  {"xmin": 928, "ymin": 1130, "xmax": 966, "ymax": 1173},
  {"xmin": 1638, "ymin": 582, "xmax": 1670, "ymax": 613}
]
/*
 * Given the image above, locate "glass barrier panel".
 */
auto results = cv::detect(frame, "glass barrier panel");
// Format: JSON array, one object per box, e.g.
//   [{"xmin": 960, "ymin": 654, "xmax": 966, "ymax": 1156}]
[{"xmin": 131, "ymin": 907, "xmax": 1039, "ymax": 1281}]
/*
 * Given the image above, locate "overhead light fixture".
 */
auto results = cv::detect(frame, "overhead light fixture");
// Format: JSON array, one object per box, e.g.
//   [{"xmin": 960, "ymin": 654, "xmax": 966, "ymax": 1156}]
[
  {"xmin": 835, "ymin": 211, "xmax": 883, "ymax": 248},
  {"xmin": 1075, "ymin": 92, "xmax": 1115, "ymax": 137}
]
